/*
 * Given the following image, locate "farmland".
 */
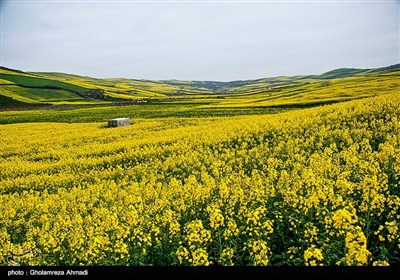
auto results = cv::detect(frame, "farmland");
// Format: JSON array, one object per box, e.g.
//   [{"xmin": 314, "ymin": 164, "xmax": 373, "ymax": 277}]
[{"xmin": 0, "ymin": 65, "xmax": 399, "ymax": 266}]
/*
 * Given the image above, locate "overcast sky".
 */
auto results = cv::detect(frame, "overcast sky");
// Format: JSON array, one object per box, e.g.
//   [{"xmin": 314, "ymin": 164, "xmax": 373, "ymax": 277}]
[{"xmin": 1, "ymin": 0, "xmax": 399, "ymax": 81}]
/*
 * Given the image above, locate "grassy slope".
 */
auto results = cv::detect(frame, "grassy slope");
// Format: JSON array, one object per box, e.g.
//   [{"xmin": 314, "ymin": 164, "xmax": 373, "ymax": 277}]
[
  {"xmin": 33, "ymin": 73, "xmax": 214, "ymax": 98},
  {"xmin": 1, "ymin": 69, "xmax": 398, "ymax": 124},
  {"xmin": 2, "ymin": 86, "xmax": 87, "ymax": 103},
  {"xmin": 1, "ymin": 63, "xmax": 399, "ymax": 112},
  {"xmin": 203, "ymin": 71, "xmax": 400, "ymax": 108},
  {"xmin": 0, "ymin": 69, "xmax": 92, "ymax": 106},
  {"xmin": 0, "ymin": 73, "xmax": 87, "ymax": 92},
  {"xmin": 0, "ymin": 94, "xmax": 39, "ymax": 108}
]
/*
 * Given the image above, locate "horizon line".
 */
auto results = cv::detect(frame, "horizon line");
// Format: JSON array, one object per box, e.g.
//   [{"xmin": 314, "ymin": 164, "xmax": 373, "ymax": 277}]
[{"xmin": 1, "ymin": 62, "xmax": 399, "ymax": 83}]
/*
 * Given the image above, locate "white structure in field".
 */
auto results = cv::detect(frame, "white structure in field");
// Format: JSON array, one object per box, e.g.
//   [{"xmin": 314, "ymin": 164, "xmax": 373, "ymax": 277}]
[{"xmin": 108, "ymin": 118, "xmax": 131, "ymax": 127}]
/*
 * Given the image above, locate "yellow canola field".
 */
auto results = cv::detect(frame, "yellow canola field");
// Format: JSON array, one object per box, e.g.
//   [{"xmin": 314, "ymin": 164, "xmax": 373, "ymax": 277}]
[{"xmin": 0, "ymin": 92, "xmax": 399, "ymax": 266}]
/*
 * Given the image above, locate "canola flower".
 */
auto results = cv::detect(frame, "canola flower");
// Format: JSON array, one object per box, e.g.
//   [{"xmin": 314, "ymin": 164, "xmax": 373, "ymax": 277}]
[
  {"xmin": 0, "ymin": 92, "xmax": 399, "ymax": 265},
  {"xmin": 304, "ymin": 245, "xmax": 324, "ymax": 266}
]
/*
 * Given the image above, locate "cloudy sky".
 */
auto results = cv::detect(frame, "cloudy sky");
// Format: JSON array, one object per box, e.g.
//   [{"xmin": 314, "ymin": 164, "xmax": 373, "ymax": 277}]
[{"xmin": 1, "ymin": 0, "xmax": 398, "ymax": 81}]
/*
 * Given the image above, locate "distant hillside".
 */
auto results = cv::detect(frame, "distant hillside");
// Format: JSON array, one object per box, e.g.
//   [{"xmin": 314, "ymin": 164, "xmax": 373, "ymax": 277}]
[
  {"xmin": 1, "ymin": 63, "xmax": 399, "ymax": 109},
  {"xmin": 202, "ymin": 63, "xmax": 400, "ymax": 93},
  {"xmin": 317, "ymin": 64, "xmax": 400, "ymax": 79},
  {"xmin": 317, "ymin": 68, "xmax": 370, "ymax": 79}
]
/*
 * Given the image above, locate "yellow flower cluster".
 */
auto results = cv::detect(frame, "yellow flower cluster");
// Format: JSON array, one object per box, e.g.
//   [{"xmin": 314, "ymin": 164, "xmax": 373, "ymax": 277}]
[
  {"xmin": 207, "ymin": 206, "xmax": 224, "ymax": 230},
  {"xmin": 184, "ymin": 220, "xmax": 211, "ymax": 250},
  {"xmin": 246, "ymin": 240, "xmax": 270, "ymax": 266},
  {"xmin": 374, "ymin": 220, "xmax": 399, "ymax": 243},
  {"xmin": 223, "ymin": 219, "xmax": 240, "ymax": 240},
  {"xmin": 0, "ymin": 92, "xmax": 399, "ymax": 265},
  {"xmin": 219, "ymin": 248, "xmax": 235, "ymax": 266},
  {"xmin": 175, "ymin": 220, "xmax": 212, "ymax": 265},
  {"xmin": 304, "ymin": 245, "xmax": 324, "ymax": 266},
  {"xmin": 329, "ymin": 208, "xmax": 358, "ymax": 234},
  {"xmin": 345, "ymin": 227, "xmax": 371, "ymax": 265}
]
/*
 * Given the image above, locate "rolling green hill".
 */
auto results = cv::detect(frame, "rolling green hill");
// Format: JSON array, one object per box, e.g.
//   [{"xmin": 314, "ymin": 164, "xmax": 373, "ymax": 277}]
[
  {"xmin": 0, "ymin": 68, "xmax": 96, "ymax": 106},
  {"xmin": 0, "ymin": 73, "xmax": 87, "ymax": 92},
  {"xmin": 0, "ymin": 94, "xmax": 38, "ymax": 108},
  {"xmin": 1, "ymin": 64, "xmax": 399, "ymax": 111}
]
